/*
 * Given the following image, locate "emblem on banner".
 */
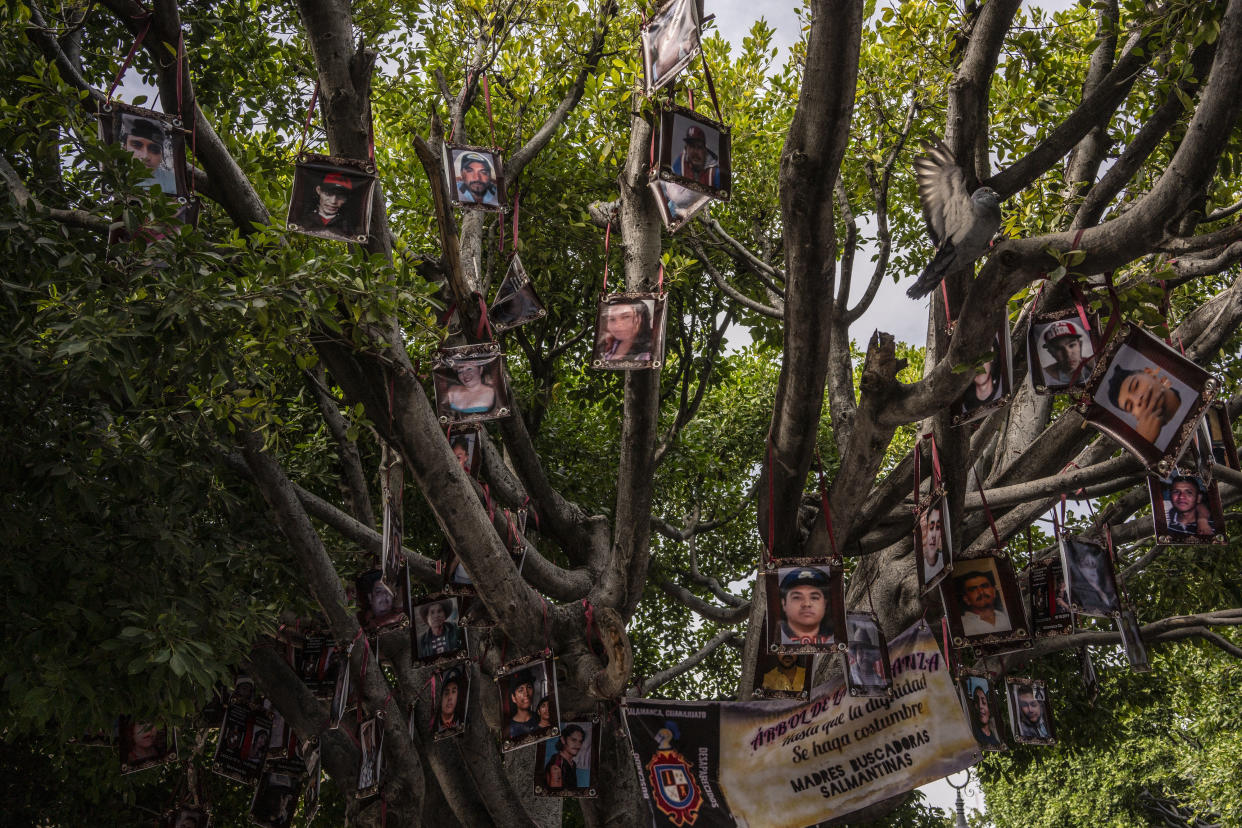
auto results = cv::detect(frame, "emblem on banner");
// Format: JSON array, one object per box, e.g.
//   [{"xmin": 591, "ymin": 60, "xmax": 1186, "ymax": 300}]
[{"xmin": 645, "ymin": 722, "xmax": 702, "ymax": 826}]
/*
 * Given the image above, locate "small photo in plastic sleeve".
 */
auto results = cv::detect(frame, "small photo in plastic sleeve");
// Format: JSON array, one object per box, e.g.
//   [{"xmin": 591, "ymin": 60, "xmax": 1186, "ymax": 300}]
[
  {"xmin": 433, "ymin": 344, "xmax": 511, "ymax": 425},
  {"xmin": 96, "ymin": 101, "xmax": 188, "ymax": 197},
  {"xmin": 442, "ymin": 552, "xmax": 476, "ymax": 595},
  {"xmin": 641, "ymin": 0, "xmax": 702, "ymax": 94},
  {"xmin": 442, "ymin": 143, "xmax": 506, "ymax": 211},
  {"xmin": 1148, "ymin": 472, "xmax": 1226, "ymax": 545},
  {"xmin": 249, "ymin": 756, "xmax": 304, "ymax": 828},
  {"xmin": 1058, "ymin": 533, "xmax": 1121, "ymax": 618},
  {"xmin": 1199, "ymin": 400, "xmax": 1239, "ymax": 470},
  {"xmin": 592, "ymin": 293, "xmax": 669, "ymax": 370},
  {"xmin": 952, "ymin": 317, "xmax": 1013, "ymax": 426},
  {"xmin": 1028, "ymin": 308, "xmax": 1100, "ymax": 394},
  {"xmin": 355, "ymin": 567, "xmax": 410, "ymax": 632},
  {"xmin": 655, "ymin": 105, "xmax": 731, "ymax": 200},
  {"xmin": 844, "ymin": 612, "xmax": 892, "ymax": 698},
  {"xmin": 356, "ymin": 713, "xmax": 384, "ymax": 799},
  {"xmin": 944, "ymin": 552, "xmax": 1029, "ymax": 648},
  {"xmin": 535, "ymin": 715, "xmax": 600, "ymax": 797},
  {"xmin": 915, "ymin": 492, "xmax": 953, "ymax": 594},
  {"xmin": 1080, "ymin": 323, "xmax": 1216, "ymax": 474},
  {"xmin": 1028, "ymin": 555, "xmax": 1074, "ymax": 638},
  {"xmin": 650, "ymin": 179, "xmax": 711, "ymax": 233},
  {"xmin": 158, "ymin": 804, "xmax": 210, "ymax": 828},
  {"xmin": 764, "ymin": 565, "xmax": 846, "ymax": 655},
  {"xmin": 413, "ymin": 595, "xmax": 468, "ymax": 665},
  {"xmin": 432, "ymin": 664, "xmax": 470, "ymax": 740},
  {"xmin": 1118, "ymin": 607, "xmax": 1151, "ymax": 672},
  {"xmin": 1006, "ymin": 677, "xmax": 1055, "ymax": 745},
  {"xmin": 286, "ymin": 153, "xmax": 376, "ymax": 244},
  {"xmin": 117, "ymin": 717, "xmax": 177, "ymax": 774},
  {"xmin": 213, "ymin": 705, "xmax": 273, "ymax": 784},
  {"xmin": 489, "ymin": 254, "xmax": 545, "ymax": 332},
  {"xmin": 448, "ymin": 425, "xmax": 482, "ymax": 477},
  {"xmin": 752, "ymin": 651, "xmax": 812, "ymax": 700},
  {"xmin": 496, "ymin": 654, "xmax": 559, "ymax": 752},
  {"xmin": 381, "ymin": 492, "xmax": 404, "ymax": 582},
  {"xmin": 298, "ymin": 634, "xmax": 340, "ymax": 699},
  {"xmin": 328, "ymin": 664, "xmax": 350, "ymax": 730},
  {"xmin": 958, "ymin": 671, "xmax": 1006, "ymax": 753},
  {"xmin": 265, "ymin": 705, "xmax": 291, "ymax": 759},
  {"xmin": 300, "ymin": 738, "xmax": 322, "ymax": 823}
]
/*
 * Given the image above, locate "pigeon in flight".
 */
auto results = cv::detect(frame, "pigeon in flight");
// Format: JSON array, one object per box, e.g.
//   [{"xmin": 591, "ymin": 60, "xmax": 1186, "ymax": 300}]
[{"xmin": 906, "ymin": 140, "xmax": 1001, "ymax": 300}]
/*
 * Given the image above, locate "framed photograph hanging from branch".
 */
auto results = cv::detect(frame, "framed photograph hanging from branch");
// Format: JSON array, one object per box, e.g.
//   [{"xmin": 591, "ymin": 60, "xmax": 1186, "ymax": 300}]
[
  {"xmin": 942, "ymin": 551, "xmax": 1029, "ymax": 649},
  {"xmin": 249, "ymin": 756, "xmax": 304, "ymax": 828},
  {"xmin": 843, "ymin": 612, "xmax": 893, "ymax": 698},
  {"xmin": 442, "ymin": 143, "xmax": 506, "ymax": 211},
  {"xmin": 1058, "ymin": 533, "xmax": 1123, "ymax": 618},
  {"xmin": 1027, "ymin": 555, "xmax": 1074, "ymax": 638},
  {"xmin": 447, "ymin": 425, "xmax": 482, "ymax": 478},
  {"xmin": 956, "ymin": 670, "xmax": 1006, "ymax": 753},
  {"xmin": 354, "ymin": 567, "xmax": 410, "ymax": 633},
  {"xmin": 286, "ymin": 153, "xmax": 377, "ymax": 244},
  {"xmin": 117, "ymin": 717, "xmax": 178, "ymax": 774},
  {"xmin": 534, "ymin": 715, "xmax": 601, "ymax": 797},
  {"xmin": 96, "ymin": 101, "xmax": 189, "ymax": 198},
  {"xmin": 763, "ymin": 565, "xmax": 846, "ymax": 655},
  {"xmin": 640, "ymin": 0, "xmax": 703, "ymax": 95},
  {"xmin": 356, "ymin": 713, "xmax": 384, "ymax": 799},
  {"xmin": 496, "ymin": 653, "xmax": 560, "ymax": 752},
  {"xmin": 1198, "ymin": 400, "xmax": 1239, "ymax": 470},
  {"xmin": 654, "ymin": 105, "xmax": 731, "ymax": 201},
  {"xmin": 649, "ymin": 179, "xmax": 711, "ymax": 233},
  {"xmin": 489, "ymin": 254, "xmax": 545, "ymax": 332},
  {"xmin": 592, "ymin": 293, "xmax": 669, "ymax": 371},
  {"xmin": 1147, "ymin": 472, "xmax": 1226, "ymax": 545},
  {"xmin": 1118, "ymin": 608, "xmax": 1151, "ymax": 672},
  {"xmin": 431, "ymin": 665, "xmax": 470, "ymax": 740},
  {"xmin": 1005, "ymin": 677, "xmax": 1055, "ymax": 746},
  {"xmin": 412, "ymin": 594, "xmax": 468, "ymax": 666},
  {"xmin": 951, "ymin": 315, "xmax": 1013, "ymax": 426},
  {"xmin": 433, "ymin": 343, "xmax": 511, "ymax": 424},
  {"xmin": 914, "ymin": 492, "xmax": 953, "ymax": 594},
  {"xmin": 751, "ymin": 651, "xmax": 812, "ymax": 700},
  {"xmin": 1027, "ymin": 308, "xmax": 1101, "ymax": 394},
  {"xmin": 1079, "ymin": 323, "xmax": 1217, "ymax": 474}
]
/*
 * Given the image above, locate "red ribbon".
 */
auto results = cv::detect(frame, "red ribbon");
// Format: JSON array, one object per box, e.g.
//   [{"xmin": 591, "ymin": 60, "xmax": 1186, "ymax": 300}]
[{"xmin": 106, "ymin": 16, "xmax": 153, "ymax": 103}]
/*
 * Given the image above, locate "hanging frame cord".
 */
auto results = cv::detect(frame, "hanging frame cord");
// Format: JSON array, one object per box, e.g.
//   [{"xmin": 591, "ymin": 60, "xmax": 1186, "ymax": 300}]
[
  {"xmin": 699, "ymin": 50, "xmax": 724, "ymax": 124},
  {"xmin": 601, "ymin": 220, "xmax": 612, "ymax": 293},
  {"xmin": 296, "ymin": 81, "xmax": 320, "ymax": 157},
  {"xmin": 105, "ymin": 15, "xmax": 153, "ymax": 103}
]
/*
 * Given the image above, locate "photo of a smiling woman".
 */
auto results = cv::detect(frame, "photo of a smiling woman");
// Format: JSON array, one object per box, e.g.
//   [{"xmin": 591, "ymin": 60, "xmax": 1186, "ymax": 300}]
[
  {"xmin": 434, "ymin": 354, "xmax": 509, "ymax": 424},
  {"xmin": 594, "ymin": 295, "xmax": 666, "ymax": 370}
]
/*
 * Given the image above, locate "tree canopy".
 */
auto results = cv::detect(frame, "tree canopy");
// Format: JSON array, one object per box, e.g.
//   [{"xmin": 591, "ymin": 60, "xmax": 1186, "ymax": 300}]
[{"xmin": 2, "ymin": 0, "xmax": 1242, "ymax": 825}]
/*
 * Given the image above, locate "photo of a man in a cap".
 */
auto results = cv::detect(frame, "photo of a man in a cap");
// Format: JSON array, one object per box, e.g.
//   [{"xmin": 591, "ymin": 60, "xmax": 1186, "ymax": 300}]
[
  {"xmin": 454, "ymin": 150, "xmax": 499, "ymax": 207},
  {"xmin": 777, "ymin": 567, "xmax": 835, "ymax": 645},
  {"xmin": 293, "ymin": 170, "xmax": 359, "ymax": 236},
  {"xmin": 672, "ymin": 124, "xmax": 721, "ymax": 189},
  {"xmin": 1037, "ymin": 319, "xmax": 1095, "ymax": 385},
  {"xmin": 120, "ymin": 114, "xmax": 178, "ymax": 193}
]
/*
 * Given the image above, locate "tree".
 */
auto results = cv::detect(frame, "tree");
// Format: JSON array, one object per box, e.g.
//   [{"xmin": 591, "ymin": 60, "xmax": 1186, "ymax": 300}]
[{"xmin": 3, "ymin": 0, "xmax": 1242, "ymax": 825}]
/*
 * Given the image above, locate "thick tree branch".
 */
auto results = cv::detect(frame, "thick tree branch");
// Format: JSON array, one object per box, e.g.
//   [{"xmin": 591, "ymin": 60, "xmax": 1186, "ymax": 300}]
[
  {"xmin": 657, "ymin": 577, "xmax": 751, "ymax": 625},
  {"xmin": 634, "ymin": 629, "xmax": 740, "ymax": 697},
  {"xmin": 307, "ymin": 367, "xmax": 374, "ymax": 526}
]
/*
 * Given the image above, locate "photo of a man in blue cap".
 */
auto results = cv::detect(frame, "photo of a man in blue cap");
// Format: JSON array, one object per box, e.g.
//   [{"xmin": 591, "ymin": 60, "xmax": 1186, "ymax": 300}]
[{"xmin": 778, "ymin": 567, "xmax": 835, "ymax": 645}]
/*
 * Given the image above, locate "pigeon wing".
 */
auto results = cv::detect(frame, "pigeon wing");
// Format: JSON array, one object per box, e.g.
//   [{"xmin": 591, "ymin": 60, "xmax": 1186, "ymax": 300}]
[{"xmin": 915, "ymin": 140, "xmax": 971, "ymax": 247}]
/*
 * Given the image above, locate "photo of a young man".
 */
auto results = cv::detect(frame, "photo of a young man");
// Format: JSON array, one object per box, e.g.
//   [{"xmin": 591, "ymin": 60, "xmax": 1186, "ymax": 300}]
[
  {"xmin": 498, "ymin": 659, "xmax": 557, "ymax": 750},
  {"xmin": 775, "ymin": 567, "xmax": 836, "ymax": 647},
  {"xmin": 286, "ymin": 157, "xmax": 375, "ymax": 243},
  {"xmin": 641, "ymin": 0, "xmax": 701, "ymax": 94},
  {"xmin": 539, "ymin": 722, "xmax": 592, "ymax": 794},
  {"xmin": 99, "ymin": 104, "xmax": 186, "ymax": 196},
  {"xmin": 915, "ymin": 495, "xmax": 952, "ymax": 591},
  {"xmin": 953, "ymin": 561, "xmax": 1013, "ymax": 640},
  {"xmin": 1030, "ymin": 316, "xmax": 1097, "ymax": 389},
  {"xmin": 1007, "ymin": 680, "xmax": 1054, "ymax": 744},
  {"xmin": 443, "ymin": 145, "xmax": 505, "ymax": 210},
  {"xmin": 1059, "ymin": 534, "xmax": 1121, "ymax": 617},
  {"xmin": 754, "ymin": 652, "xmax": 811, "ymax": 697}
]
